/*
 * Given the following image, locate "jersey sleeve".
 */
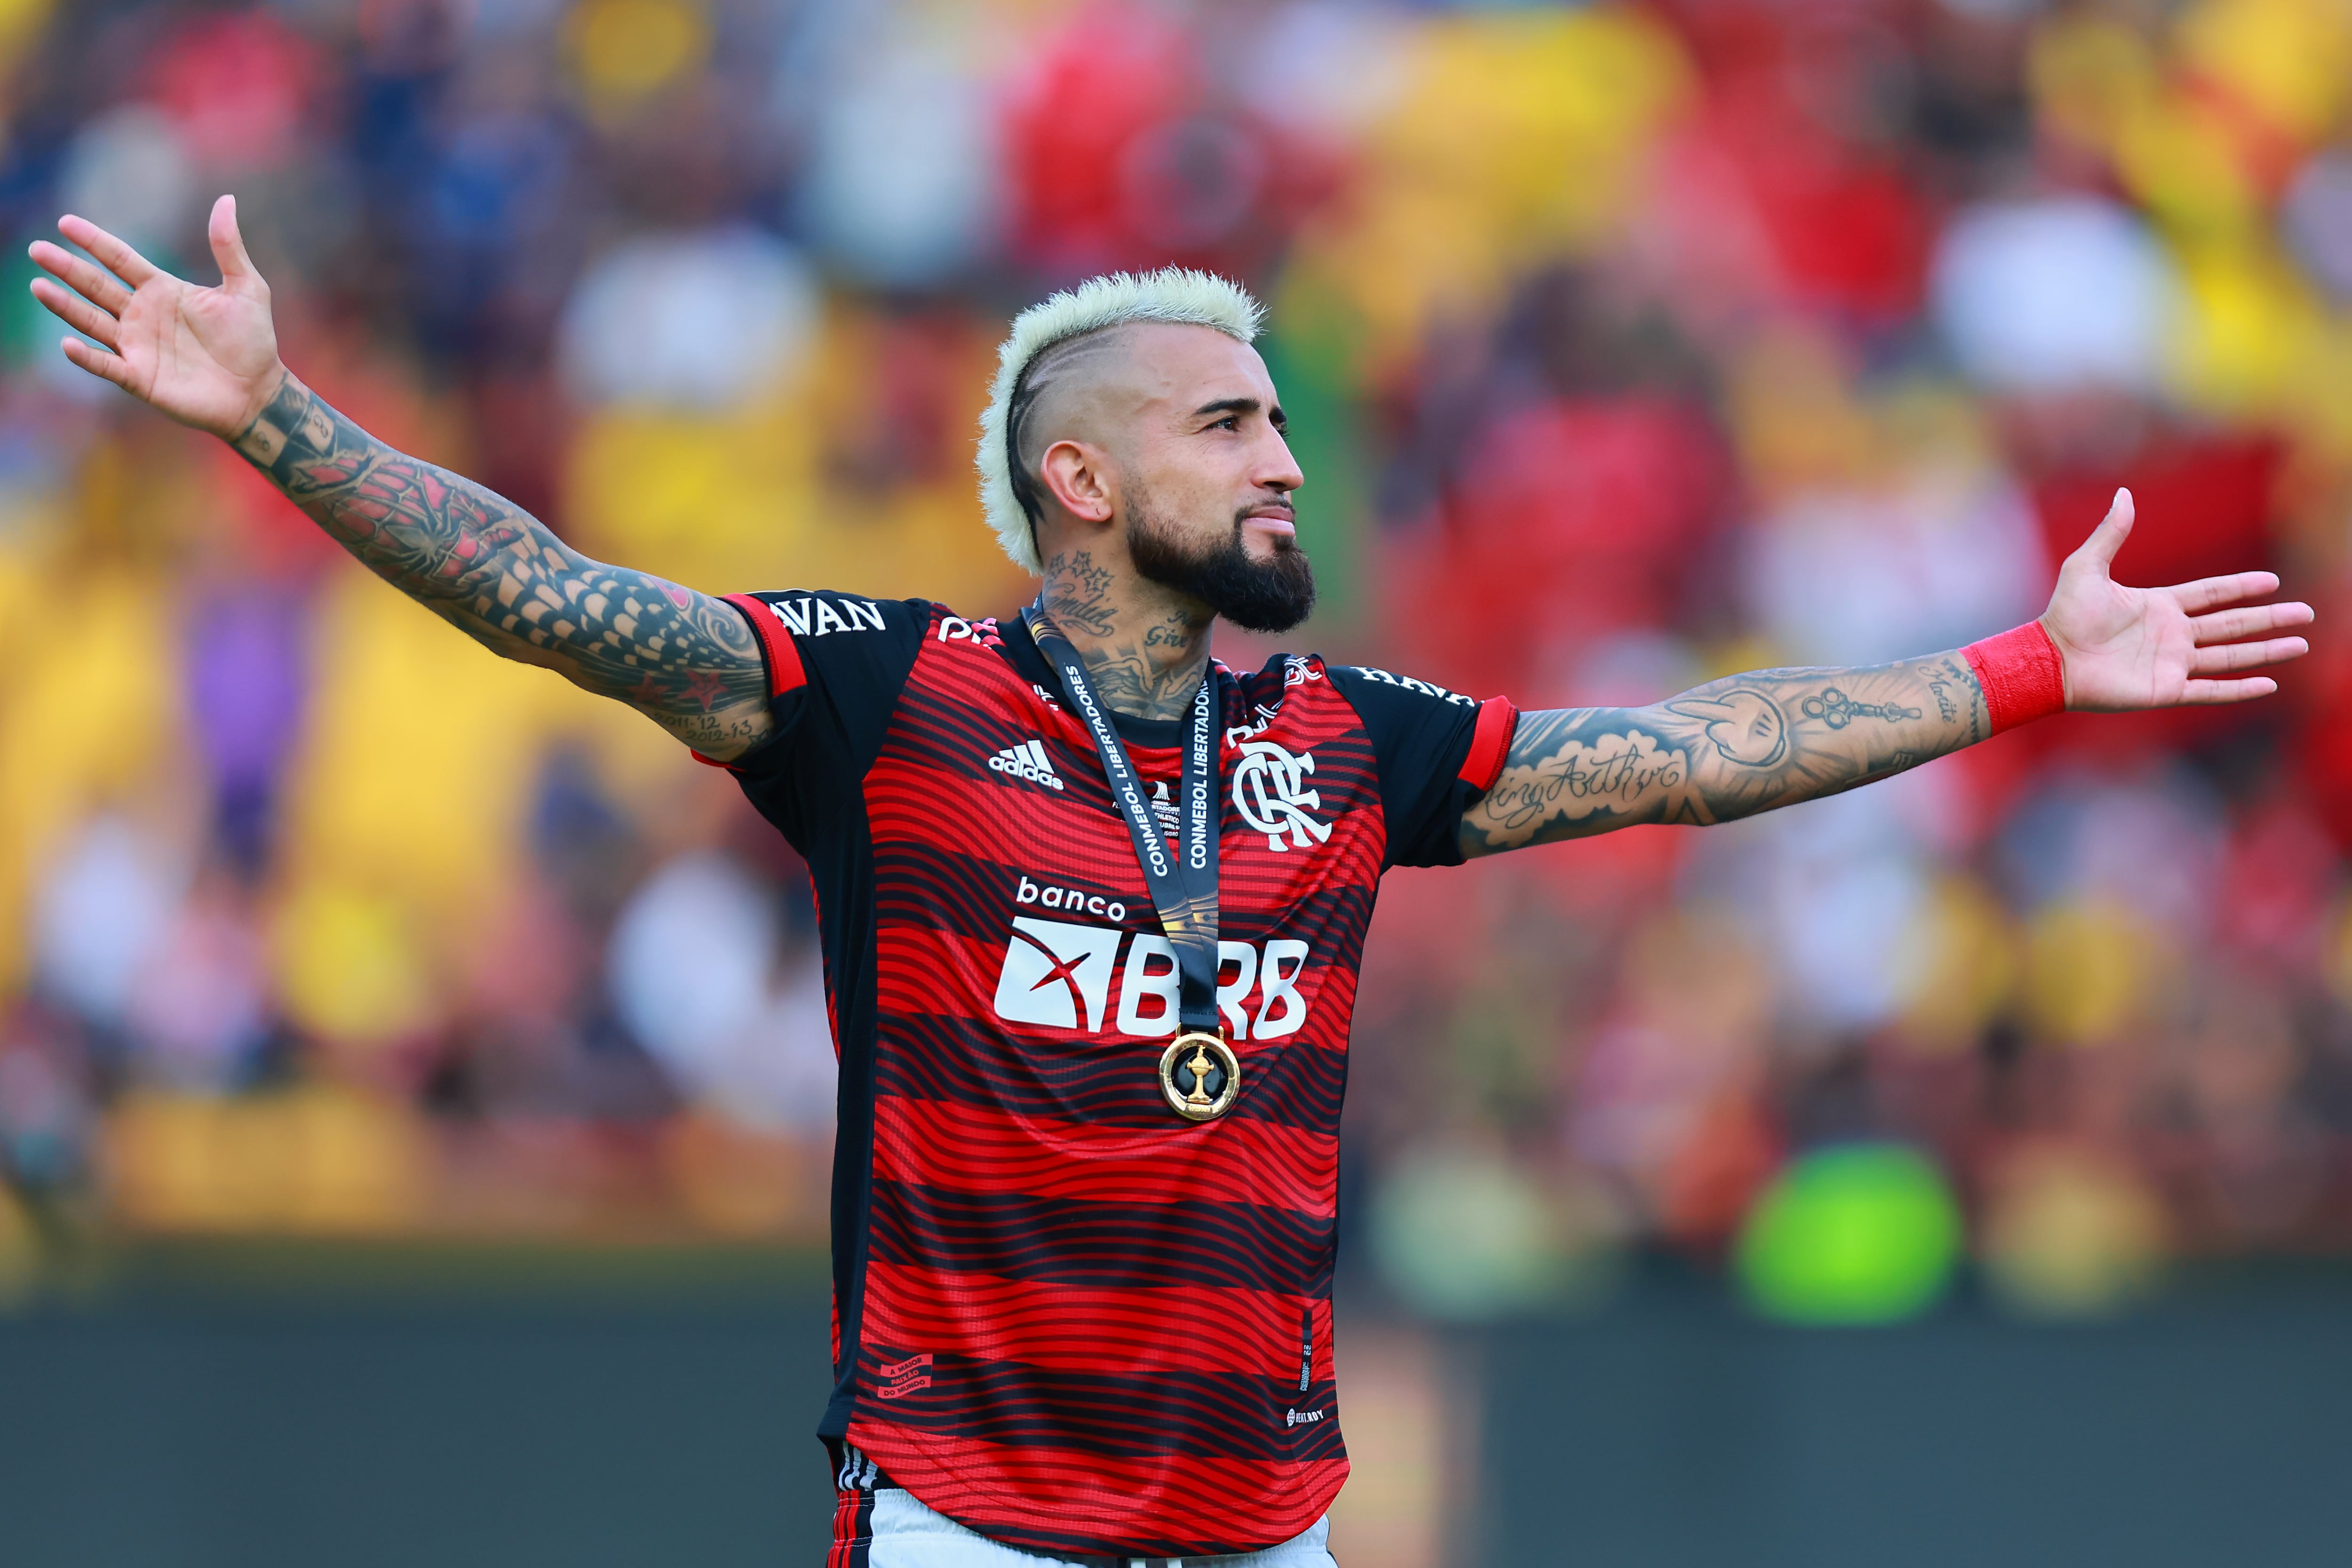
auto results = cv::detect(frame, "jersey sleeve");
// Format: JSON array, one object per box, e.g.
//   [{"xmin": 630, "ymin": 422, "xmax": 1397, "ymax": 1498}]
[
  {"xmin": 700, "ymin": 590, "xmax": 931, "ymax": 849},
  {"xmin": 1324, "ymin": 664, "xmax": 1518, "ymax": 869}
]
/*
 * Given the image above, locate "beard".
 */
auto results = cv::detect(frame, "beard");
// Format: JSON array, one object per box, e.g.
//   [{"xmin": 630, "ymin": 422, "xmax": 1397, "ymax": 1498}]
[{"xmin": 1125, "ymin": 490, "xmax": 1317, "ymax": 634}]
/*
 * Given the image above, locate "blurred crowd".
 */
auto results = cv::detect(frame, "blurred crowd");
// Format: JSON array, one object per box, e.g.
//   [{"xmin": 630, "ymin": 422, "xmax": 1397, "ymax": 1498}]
[{"xmin": 2, "ymin": 0, "xmax": 2352, "ymax": 1321}]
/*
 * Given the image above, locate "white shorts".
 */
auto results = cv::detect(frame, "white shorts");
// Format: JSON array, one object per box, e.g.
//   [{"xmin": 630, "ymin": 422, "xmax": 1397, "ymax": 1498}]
[{"xmin": 834, "ymin": 1478, "xmax": 1337, "ymax": 1568}]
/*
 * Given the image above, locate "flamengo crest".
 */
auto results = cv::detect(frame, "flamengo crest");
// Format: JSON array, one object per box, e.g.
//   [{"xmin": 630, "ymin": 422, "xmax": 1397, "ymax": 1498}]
[{"xmin": 1233, "ymin": 741, "xmax": 1332, "ymax": 852}]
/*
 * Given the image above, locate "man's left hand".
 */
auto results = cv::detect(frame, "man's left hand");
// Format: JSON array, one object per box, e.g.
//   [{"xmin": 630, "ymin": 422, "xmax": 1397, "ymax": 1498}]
[{"xmin": 2043, "ymin": 488, "xmax": 2313, "ymax": 711}]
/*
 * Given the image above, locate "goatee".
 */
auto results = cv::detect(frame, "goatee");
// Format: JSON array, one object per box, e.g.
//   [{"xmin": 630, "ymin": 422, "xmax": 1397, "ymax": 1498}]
[{"xmin": 1127, "ymin": 494, "xmax": 1317, "ymax": 634}]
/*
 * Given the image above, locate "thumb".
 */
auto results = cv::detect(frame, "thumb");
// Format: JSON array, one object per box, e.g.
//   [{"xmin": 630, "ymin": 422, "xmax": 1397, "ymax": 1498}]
[
  {"xmin": 208, "ymin": 194, "xmax": 264, "ymax": 292},
  {"xmin": 2077, "ymin": 487, "xmax": 2134, "ymax": 570}
]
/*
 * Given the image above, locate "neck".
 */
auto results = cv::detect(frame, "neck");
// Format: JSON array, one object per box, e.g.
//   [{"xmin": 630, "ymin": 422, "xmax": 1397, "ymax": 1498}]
[{"xmin": 1039, "ymin": 547, "xmax": 1213, "ymax": 722}]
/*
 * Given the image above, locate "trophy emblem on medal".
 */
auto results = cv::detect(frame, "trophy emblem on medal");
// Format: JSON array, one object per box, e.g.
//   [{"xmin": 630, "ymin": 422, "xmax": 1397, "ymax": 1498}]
[{"xmin": 1159, "ymin": 1032, "xmax": 1241, "ymax": 1121}]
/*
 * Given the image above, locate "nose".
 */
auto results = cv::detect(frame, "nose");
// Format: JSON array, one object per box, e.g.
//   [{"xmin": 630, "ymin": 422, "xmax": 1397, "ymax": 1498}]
[{"xmin": 1256, "ymin": 428, "xmax": 1305, "ymax": 497}]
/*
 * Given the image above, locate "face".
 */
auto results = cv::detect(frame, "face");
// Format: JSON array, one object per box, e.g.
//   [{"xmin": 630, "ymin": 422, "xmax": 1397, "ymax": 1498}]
[{"xmin": 1031, "ymin": 323, "xmax": 1315, "ymax": 631}]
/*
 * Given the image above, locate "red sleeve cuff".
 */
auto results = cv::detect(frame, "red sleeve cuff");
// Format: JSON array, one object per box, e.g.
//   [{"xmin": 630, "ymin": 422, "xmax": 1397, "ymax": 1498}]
[
  {"xmin": 1962, "ymin": 622, "xmax": 2066, "ymax": 735},
  {"xmin": 1459, "ymin": 697, "xmax": 1518, "ymax": 791},
  {"xmin": 690, "ymin": 594, "xmax": 807, "ymax": 770},
  {"xmin": 722, "ymin": 592, "xmax": 807, "ymax": 699}
]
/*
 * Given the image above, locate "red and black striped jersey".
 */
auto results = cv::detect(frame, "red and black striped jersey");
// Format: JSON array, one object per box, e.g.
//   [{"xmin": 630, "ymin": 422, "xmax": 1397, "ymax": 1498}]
[{"xmin": 712, "ymin": 589, "xmax": 1515, "ymax": 1560}]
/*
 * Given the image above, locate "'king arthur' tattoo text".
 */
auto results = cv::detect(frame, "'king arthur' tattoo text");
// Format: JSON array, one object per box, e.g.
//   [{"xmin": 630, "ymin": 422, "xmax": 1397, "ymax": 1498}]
[{"xmin": 1462, "ymin": 656, "xmax": 1990, "ymax": 855}]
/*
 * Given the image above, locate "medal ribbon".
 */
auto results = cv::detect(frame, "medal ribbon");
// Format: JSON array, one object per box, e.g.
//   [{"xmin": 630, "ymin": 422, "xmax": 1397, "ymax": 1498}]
[{"xmin": 1023, "ymin": 603, "xmax": 1224, "ymax": 1035}]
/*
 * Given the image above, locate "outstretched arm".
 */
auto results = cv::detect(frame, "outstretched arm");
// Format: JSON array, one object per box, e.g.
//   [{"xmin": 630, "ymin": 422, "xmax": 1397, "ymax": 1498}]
[
  {"xmin": 1462, "ymin": 490, "xmax": 2312, "ymax": 857},
  {"xmin": 225, "ymin": 372, "xmax": 772, "ymax": 756},
  {"xmin": 1462, "ymin": 649, "xmax": 1985, "ymax": 853},
  {"xmin": 29, "ymin": 196, "xmax": 774, "ymax": 760}
]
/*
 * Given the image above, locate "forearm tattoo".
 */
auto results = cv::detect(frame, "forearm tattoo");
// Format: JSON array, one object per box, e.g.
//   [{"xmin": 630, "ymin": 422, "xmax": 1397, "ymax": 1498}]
[
  {"xmin": 233, "ymin": 373, "xmax": 773, "ymax": 756},
  {"xmin": 1460, "ymin": 653, "xmax": 1990, "ymax": 856}
]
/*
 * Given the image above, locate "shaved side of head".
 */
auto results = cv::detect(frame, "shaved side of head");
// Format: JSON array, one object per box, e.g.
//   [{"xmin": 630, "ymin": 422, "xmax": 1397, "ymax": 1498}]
[{"xmin": 1004, "ymin": 325, "xmax": 1144, "ymax": 527}]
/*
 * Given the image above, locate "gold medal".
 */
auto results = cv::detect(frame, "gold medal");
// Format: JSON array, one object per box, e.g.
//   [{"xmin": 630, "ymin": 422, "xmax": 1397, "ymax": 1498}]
[{"xmin": 1159, "ymin": 1030, "xmax": 1241, "ymax": 1122}]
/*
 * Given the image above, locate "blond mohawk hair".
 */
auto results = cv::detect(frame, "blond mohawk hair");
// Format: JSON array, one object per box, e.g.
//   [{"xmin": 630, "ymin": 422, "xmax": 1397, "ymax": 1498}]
[{"xmin": 977, "ymin": 267, "xmax": 1266, "ymax": 573}]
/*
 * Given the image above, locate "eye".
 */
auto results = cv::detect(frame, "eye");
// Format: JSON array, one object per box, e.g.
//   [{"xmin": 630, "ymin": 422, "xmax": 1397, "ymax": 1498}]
[{"xmin": 1208, "ymin": 416, "xmax": 1240, "ymax": 432}]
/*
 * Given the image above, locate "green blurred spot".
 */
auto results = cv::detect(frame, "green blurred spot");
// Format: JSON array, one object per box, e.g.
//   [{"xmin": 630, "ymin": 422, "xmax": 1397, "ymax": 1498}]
[
  {"xmin": 1735, "ymin": 1144, "xmax": 1961, "ymax": 1326},
  {"xmin": 1255, "ymin": 304, "xmax": 1368, "ymax": 630},
  {"xmin": 1, "ymin": 247, "xmax": 56, "ymax": 368}
]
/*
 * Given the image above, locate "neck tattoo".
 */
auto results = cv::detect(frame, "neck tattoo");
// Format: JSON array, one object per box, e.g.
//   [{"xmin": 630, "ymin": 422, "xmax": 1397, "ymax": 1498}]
[{"xmin": 1041, "ymin": 549, "xmax": 1212, "ymax": 722}]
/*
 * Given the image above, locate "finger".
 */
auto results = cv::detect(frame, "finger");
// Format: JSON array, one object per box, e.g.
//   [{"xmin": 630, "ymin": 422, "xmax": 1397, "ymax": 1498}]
[
  {"xmin": 2178, "ymin": 676, "xmax": 2280, "ymax": 705},
  {"xmin": 56, "ymin": 214, "xmax": 159, "ymax": 289},
  {"xmin": 2167, "ymin": 571, "xmax": 2283, "ymax": 614},
  {"xmin": 207, "ymin": 193, "xmax": 264, "ymax": 292},
  {"xmin": 2076, "ymin": 487, "xmax": 2134, "ymax": 568},
  {"xmin": 58, "ymin": 335, "xmax": 134, "ymax": 391},
  {"xmin": 29, "ymin": 277, "xmax": 121, "ymax": 349},
  {"xmin": 2190, "ymin": 637, "xmax": 2309, "ymax": 675},
  {"xmin": 27, "ymin": 239, "xmax": 131, "ymax": 315},
  {"xmin": 2190, "ymin": 601, "xmax": 2315, "ymax": 644}
]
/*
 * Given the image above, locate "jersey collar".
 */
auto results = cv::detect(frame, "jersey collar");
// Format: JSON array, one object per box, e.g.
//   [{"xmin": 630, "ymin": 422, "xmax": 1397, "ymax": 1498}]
[{"xmin": 997, "ymin": 608, "xmax": 1206, "ymax": 751}]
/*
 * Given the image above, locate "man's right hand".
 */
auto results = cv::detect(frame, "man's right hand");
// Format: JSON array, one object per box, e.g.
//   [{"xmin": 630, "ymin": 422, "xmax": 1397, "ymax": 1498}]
[
  {"xmin": 30, "ymin": 193, "xmax": 778, "ymax": 761},
  {"xmin": 30, "ymin": 193, "xmax": 284, "ymax": 439}
]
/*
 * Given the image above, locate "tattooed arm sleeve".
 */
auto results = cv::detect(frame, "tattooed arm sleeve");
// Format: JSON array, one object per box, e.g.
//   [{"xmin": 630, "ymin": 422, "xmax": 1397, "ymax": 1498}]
[
  {"xmin": 1459, "ymin": 650, "xmax": 1992, "ymax": 857},
  {"xmin": 232, "ymin": 371, "xmax": 774, "ymax": 759}
]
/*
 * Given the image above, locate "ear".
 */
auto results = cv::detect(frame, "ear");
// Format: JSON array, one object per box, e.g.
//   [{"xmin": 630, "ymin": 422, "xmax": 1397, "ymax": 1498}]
[{"xmin": 1039, "ymin": 438, "xmax": 1115, "ymax": 523}]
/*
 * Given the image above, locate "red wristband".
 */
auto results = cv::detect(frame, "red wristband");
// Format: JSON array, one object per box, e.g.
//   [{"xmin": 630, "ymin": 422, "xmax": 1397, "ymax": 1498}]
[{"xmin": 1963, "ymin": 622, "xmax": 2066, "ymax": 735}]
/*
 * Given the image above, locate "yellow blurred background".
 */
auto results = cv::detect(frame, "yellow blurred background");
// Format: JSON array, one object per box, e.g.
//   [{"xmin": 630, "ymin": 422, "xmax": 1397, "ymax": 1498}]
[{"xmin": 6, "ymin": 0, "xmax": 2352, "ymax": 1560}]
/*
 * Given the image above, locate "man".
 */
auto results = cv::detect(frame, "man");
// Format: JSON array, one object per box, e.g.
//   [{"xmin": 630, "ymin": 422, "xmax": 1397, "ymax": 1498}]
[{"xmin": 32, "ymin": 199, "xmax": 2310, "ymax": 1567}]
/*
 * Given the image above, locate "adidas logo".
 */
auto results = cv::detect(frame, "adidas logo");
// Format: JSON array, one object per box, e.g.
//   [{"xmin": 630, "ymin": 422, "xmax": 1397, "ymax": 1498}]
[{"xmin": 987, "ymin": 740, "xmax": 1065, "ymax": 790}]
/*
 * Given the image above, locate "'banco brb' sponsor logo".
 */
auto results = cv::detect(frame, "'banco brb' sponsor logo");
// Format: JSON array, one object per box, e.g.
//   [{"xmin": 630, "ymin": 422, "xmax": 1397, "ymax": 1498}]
[{"xmin": 993, "ymin": 907, "xmax": 1312, "ymax": 1041}]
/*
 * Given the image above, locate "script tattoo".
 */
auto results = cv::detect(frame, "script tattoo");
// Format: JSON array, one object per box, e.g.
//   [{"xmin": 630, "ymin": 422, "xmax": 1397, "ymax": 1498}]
[
  {"xmin": 1462, "ymin": 653, "xmax": 1989, "ymax": 855},
  {"xmin": 1040, "ymin": 549, "xmax": 1213, "ymax": 721},
  {"xmin": 232, "ymin": 373, "xmax": 772, "ymax": 756},
  {"xmin": 1477, "ymin": 732, "xmax": 1701, "ymax": 834},
  {"xmin": 1042, "ymin": 549, "xmax": 1119, "ymax": 638},
  {"xmin": 1923, "ymin": 657, "xmax": 1981, "ymax": 743}
]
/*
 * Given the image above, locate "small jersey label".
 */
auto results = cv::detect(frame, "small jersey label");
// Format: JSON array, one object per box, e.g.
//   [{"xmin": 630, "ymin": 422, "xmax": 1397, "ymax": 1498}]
[{"xmin": 878, "ymin": 1353, "xmax": 933, "ymax": 1401}]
